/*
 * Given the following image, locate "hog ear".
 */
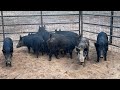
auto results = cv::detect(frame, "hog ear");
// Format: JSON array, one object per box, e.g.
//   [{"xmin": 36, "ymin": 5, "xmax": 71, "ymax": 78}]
[
  {"xmin": 39, "ymin": 25, "xmax": 41, "ymax": 30},
  {"xmin": 78, "ymin": 35, "xmax": 82, "ymax": 41},
  {"xmin": 79, "ymin": 35, "xmax": 81, "ymax": 38},
  {"xmin": 43, "ymin": 25, "xmax": 46, "ymax": 30},
  {"xmin": 10, "ymin": 49, "xmax": 13, "ymax": 53},
  {"xmin": 43, "ymin": 25, "xmax": 45, "ymax": 28},
  {"xmin": 49, "ymin": 34, "xmax": 52, "ymax": 38},
  {"xmin": 55, "ymin": 29, "xmax": 57, "ymax": 32},
  {"xmin": 2, "ymin": 49, "xmax": 5, "ymax": 53},
  {"xmin": 20, "ymin": 35, "xmax": 22, "ymax": 40},
  {"xmin": 28, "ymin": 33, "xmax": 30, "ymax": 36},
  {"xmin": 94, "ymin": 42, "xmax": 96, "ymax": 47},
  {"xmin": 94, "ymin": 42, "xmax": 99, "ymax": 47},
  {"xmin": 75, "ymin": 46, "xmax": 80, "ymax": 52}
]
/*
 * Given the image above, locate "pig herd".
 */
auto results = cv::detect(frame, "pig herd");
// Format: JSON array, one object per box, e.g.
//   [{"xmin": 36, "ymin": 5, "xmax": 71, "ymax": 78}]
[{"xmin": 1, "ymin": 25, "xmax": 109, "ymax": 67}]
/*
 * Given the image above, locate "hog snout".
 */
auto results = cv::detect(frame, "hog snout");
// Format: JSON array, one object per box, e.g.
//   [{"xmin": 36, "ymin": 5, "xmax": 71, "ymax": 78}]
[{"xmin": 100, "ymin": 55, "xmax": 104, "ymax": 58}]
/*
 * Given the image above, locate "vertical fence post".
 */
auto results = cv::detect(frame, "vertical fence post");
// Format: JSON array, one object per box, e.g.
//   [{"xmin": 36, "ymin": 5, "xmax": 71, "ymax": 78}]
[
  {"xmin": 1, "ymin": 11, "xmax": 5, "ymax": 40},
  {"xmin": 109, "ymin": 11, "xmax": 114, "ymax": 44},
  {"xmin": 80, "ymin": 11, "xmax": 83, "ymax": 37},
  {"xmin": 79, "ymin": 11, "xmax": 81, "ymax": 35},
  {"xmin": 40, "ymin": 11, "xmax": 43, "ymax": 27}
]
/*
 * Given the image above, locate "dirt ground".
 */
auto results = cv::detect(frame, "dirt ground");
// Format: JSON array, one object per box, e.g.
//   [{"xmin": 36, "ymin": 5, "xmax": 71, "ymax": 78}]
[
  {"xmin": 0, "ymin": 11, "xmax": 120, "ymax": 79},
  {"xmin": 0, "ymin": 43, "xmax": 120, "ymax": 79}
]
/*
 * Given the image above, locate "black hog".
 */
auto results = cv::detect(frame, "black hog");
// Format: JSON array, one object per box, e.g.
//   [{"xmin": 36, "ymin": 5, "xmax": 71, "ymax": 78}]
[
  {"xmin": 47, "ymin": 34, "xmax": 60, "ymax": 61},
  {"xmin": 31, "ymin": 36, "xmax": 45, "ymax": 58},
  {"xmin": 94, "ymin": 32, "xmax": 108, "ymax": 62},
  {"xmin": 16, "ymin": 35, "xmax": 33, "ymax": 53},
  {"xmin": 55, "ymin": 30, "xmax": 80, "ymax": 46},
  {"xmin": 28, "ymin": 32, "xmax": 36, "ymax": 36},
  {"xmin": 55, "ymin": 29, "xmax": 79, "ymax": 37},
  {"xmin": 36, "ymin": 25, "xmax": 52, "ymax": 54},
  {"xmin": 38, "ymin": 25, "xmax": 46, "ymax": 32},
  {"xmin": 2, "ymin": 37, "xmax": 13, "ymax": 67},
  {"xmin": 47, "ymin": 33, "xmax": 75, "ymax": 61},
  {"xmin": 75, "ymin": 37, "xmax": 89, "ymax": 66},
  {"xmin": 16, "ymin": 35, "xmax": 45, "ymax": 58},
  {"xmin": 55, "ymin": 30, "xmax": 80, "ymax": 56}
]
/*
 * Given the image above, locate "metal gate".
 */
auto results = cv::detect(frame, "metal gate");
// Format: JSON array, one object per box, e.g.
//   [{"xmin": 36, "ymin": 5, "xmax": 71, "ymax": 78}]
[
  {"xmin": 0, "ymin": 11, "xmax": 80, "ymax": 44},
  {"xmin": 81, "ymin": 11, "xmax": 120, "ymax": 48},
  {"xmin": 0, "ymin": 11, "xmax": 120, "ymax": 49}
]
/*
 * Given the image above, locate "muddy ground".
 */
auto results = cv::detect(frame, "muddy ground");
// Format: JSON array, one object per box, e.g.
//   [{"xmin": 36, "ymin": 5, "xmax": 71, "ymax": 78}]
[{"xmin": 0, "ymin": 44, "xmax": 120, "ymax": 79}]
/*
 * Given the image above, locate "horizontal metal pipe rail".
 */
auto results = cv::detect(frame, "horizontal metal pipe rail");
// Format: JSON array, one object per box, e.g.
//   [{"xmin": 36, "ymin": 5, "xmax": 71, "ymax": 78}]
[
  {"xmin": 0, "ymin": 29, "xmax": 79, "ymax": 34},
  {"xmin": 3, "ymin": 13, "xmax": 120, "ymax": 18},
  {"xmin": 0, "ymin": 11, "xmax": 120, "ymax": 49},
  {"xmin": 0, "ymin": 14, "xmax": 79, "ymax": 18},
  {"xmin": 85, "ymin": 37, "xmax": 120, "ymax": 48},
  {"xmin": 84, "ymin": 22, "xmax": 120, "ymax": 28},
  {"xmin": 110, "ymin": 44, "xmax": 120, "ymax": 48},
  {"xmin": 82, "ymin": 13, "xmax": 111, "ymax": 17},
  {"xmin": 83, "ymin": 30, "xmax": 120, "ymax": 38},
  {"xmin": 83, "ymin": 13, "xmax": 120, "ymax": 18},
  {"xmin": 0, "ymin": 21, "xmax": 79, "ymax": 26},
  {"xmin": 83, "ymin": 22, "xmax": 110, "ymax": 27},
  {"xmin": 1, "ymin": 22, "xmax": 120, "ymax": 29}
]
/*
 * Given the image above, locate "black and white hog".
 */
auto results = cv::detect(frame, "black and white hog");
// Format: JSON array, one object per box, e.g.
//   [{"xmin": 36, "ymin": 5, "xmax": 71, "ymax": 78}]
[{"xmin": 75, "ymin": 37, "xmax": 89, "ymax": 66}]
